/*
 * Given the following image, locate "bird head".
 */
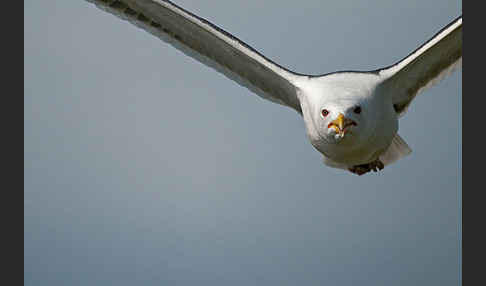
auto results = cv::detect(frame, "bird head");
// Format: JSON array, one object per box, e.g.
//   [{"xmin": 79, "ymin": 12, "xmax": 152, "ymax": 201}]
[
  {"xmin": 298, "ymin": 72, "xmax": 393, "ymax": 153},
  {"xmin": 317, "ymin": 102, "xmax": 365, "ymax": 143}
]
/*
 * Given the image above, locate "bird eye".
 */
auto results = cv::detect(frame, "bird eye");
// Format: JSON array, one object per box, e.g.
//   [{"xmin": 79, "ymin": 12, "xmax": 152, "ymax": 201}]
[
  {"xmin": 353, "ymin": 106, "xmax": 362, "ymax": 114},
  {"xmin": 321, "ymin": 109, "xmax": 329, "ymax": 117}
]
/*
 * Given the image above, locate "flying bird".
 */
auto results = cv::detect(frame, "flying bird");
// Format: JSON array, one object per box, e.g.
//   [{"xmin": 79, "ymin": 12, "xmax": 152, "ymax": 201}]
[{"xmin": 85, "ymin": 0, "xmax": 462, "ymax": 175}]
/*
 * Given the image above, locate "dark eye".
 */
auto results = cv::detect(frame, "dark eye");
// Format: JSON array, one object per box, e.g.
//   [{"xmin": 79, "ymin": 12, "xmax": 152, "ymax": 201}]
[
  {"xmin": 353, "ymin": 106, "xmax": 362, "ymax": 114},
  {"xmin": 321, "ymin": 109, "xmax": 329, "ymax": 117}
]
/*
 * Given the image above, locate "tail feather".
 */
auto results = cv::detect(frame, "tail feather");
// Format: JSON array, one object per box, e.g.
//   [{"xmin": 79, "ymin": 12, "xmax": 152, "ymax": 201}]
[{"xmin": 379, "ymin": 134, "xmax": 412, "ymax": 166}]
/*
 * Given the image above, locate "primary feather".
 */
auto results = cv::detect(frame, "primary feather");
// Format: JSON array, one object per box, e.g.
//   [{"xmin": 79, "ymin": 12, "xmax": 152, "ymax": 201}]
[
  {"xmin": 86, "ymin": 0, "xmax": 303, "ymax": 113},
  {"xmin": 379, "ymin": 16, "xmax": 462, "ymax": 116}
]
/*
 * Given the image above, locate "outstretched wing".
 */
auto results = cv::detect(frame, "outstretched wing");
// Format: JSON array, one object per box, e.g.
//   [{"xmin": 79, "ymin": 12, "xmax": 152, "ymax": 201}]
[
  {"xmin": 379, "ymin": 16, "xmax": 462, "ymax": 116},
  {"xmin": 85, "ymin": 0, "xmax": 303, "ymax": 113}
]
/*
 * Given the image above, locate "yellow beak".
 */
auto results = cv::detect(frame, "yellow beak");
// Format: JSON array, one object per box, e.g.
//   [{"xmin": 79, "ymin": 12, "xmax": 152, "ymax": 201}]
[
  {"xmin": 332, "ymin": 113, "xmax": 345, "ymax": 131},
  {"xmin": 329, "ymin": 113, "xmax": 355, "ymax": 134}
]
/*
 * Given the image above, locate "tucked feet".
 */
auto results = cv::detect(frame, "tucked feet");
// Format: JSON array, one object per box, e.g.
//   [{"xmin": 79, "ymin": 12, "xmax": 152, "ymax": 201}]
[
  {"xmin": 369, "ymin": 159, "xmax": 384, "ymax": 172},
  {"xmin": 348, "ymin": 159, "xmax": 384, "ymax": 176}
]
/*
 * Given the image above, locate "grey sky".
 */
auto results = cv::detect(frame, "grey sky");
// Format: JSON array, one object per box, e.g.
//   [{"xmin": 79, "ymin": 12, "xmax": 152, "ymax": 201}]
[{"xmin": 25, "ymin": 1, "xmax": 461, "ymax": 285}]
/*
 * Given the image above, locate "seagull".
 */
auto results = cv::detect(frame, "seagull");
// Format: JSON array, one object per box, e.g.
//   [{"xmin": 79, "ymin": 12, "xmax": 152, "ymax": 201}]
[{"xmin": 86, "ymin": 0, "xmax": 462, "ymax": 175}]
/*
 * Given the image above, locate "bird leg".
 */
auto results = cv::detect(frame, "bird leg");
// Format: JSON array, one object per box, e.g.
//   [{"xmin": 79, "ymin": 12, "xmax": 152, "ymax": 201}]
[{"xmin": 348, "ymin": 159, "xmax": 384, "ymax": 176}]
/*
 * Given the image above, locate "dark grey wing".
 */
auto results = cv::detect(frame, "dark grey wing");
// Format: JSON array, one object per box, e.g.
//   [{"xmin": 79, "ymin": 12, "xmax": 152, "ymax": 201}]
[
  {"xmin": 380, "ymin": 16, "xmax": 462, "ymax": 116},
  {"xmin": 85, "ymin": 0, "xmax": 303, "ymax": 113}
]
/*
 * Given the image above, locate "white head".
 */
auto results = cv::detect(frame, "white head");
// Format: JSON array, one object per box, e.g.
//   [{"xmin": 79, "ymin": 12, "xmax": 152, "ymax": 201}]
[
  {"xmin": 312, "ymin": 98, "xmax": 371, "ymax": 145},
  {"xmin": 298, "ymin": 73, "xmax": 393, "ymax": 153}
]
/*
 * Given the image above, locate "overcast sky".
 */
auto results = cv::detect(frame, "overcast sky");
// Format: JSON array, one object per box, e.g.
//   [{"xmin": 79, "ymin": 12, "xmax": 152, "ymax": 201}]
[{"xmin": 25, "ymin": 1, "xmax": 461, "ymax": 285}]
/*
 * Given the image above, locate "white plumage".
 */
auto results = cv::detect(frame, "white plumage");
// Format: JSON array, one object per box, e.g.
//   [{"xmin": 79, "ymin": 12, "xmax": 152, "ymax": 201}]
[{"xmin": 85, "ymin": 0, "xmax": 462, "ymax": 175}]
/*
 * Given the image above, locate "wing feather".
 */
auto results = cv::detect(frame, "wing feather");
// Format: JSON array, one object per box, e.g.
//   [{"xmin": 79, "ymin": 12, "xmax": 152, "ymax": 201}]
[
  {"xmin": 85, "ymin": 0, "xmax": 303, "ymax": 113},
  {"xmin": 379, "ymin": 16, "xmax": 462, "ymax": 116}
]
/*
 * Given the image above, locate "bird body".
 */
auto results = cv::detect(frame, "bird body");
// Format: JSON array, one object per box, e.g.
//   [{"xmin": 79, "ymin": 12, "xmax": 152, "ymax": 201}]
[
  {"xmin": 86, "ymin": 0, "xmax": 462, "ymax": 175},
  {"xmin": 295, "ymin": 72, "xmax": 400, "ymax": 170}
]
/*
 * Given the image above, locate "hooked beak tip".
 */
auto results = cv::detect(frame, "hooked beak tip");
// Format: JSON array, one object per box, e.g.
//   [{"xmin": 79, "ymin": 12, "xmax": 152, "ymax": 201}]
[{"xmin": 328, "ymin": 113, "xmax": 355, "ymax": 134}]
